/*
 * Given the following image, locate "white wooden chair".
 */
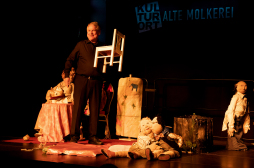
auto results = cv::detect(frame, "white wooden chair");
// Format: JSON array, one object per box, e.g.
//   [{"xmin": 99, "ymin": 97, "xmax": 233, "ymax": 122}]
[{"xmin": 94, "ymin": 29, "xmax": 125, "ymax": 73}]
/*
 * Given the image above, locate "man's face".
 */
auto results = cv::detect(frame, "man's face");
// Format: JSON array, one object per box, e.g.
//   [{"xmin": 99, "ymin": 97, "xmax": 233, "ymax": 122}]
[
  {"xmin": 87, "ymin": 24, "xmax": 100, "ymax": 43},
  {"xmin": 236, "ymin": 81, "xmax": 247, "ymax": 94},
  {"xmin": 140, "ymin": 119, "xmax": 152, "ymax": 135}
]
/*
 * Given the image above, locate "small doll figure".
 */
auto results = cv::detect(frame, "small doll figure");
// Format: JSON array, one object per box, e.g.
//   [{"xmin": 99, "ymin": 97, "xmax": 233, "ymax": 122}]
[
  {"xmin": 144, "ymin": 116, "xmax": 182, "ymax": 160},
  {"xmin": 127, "ymin": 117, "xmax": 155, "ymax": 159},
  {"xmin": 45, "ymin": 68, "xmax": 75, "ymax": 104},
  {"xmin": 222, "ymin": 81, "xmax": 250, "ymax": 151},
  {"xmin": 101, "ymin": 117, "xmax": 155, "ymax": 159},
  {"xmin": 101, "ymin": 116, "xmax": 183, "ymax": 161}
]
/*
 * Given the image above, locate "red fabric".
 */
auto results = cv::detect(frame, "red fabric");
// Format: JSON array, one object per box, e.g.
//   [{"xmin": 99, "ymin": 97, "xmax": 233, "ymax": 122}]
[
  {"xmin": 37, "ymin": 103, "xmax": 73, "ymax": 142},
  {"xmin": 107, "ymin": 84, "xmax": 113, "ymax": 92}
]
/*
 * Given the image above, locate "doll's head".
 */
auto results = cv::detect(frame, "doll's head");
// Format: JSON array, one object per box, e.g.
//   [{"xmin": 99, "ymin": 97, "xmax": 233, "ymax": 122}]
[
  {"xmin": 235, "ymin": 81, "xmax": 247, "ymax": 94},
  {"xmin": 151, "ymin": 117, "xmax": 163, "ymax": 135},
  {"xmin": 139, "ymin": 117, "xmax": 152, "ymax": 135},
  {"xmin": 62, "ymin": 67, "xmax": 76, "ymax": 83}
]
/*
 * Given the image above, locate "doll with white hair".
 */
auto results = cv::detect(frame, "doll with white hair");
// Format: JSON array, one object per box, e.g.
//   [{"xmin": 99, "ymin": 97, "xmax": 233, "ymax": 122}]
[
  {"xmin": 222, "ymin": 81, "xmax": 250, "ymax": 151},
  {"xmin": 144, "ymin": 116, "xmax": 182, "ymax": 160},
  {"xmin": 101, "ymin": 116, "xmax": 183, "ymax": 160},
  {"xmin": 101, "ymin": 117, "xmax": 155, "ymax": 159}
]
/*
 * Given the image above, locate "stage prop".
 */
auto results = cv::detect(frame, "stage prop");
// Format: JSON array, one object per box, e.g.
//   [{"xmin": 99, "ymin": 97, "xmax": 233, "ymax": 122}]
[
  {"xmin": 35, "ymin": 103, "xmax": 73, "ymax": 142},
  {"xmin": 116, "ymin": 75, "xmax": 143, "ymax": 138},
  {"xmin": 93, "ymin": 29, "xmax": 125, "ymax": 73},
  {"xmin": 174, "ymin": 114, "xmax": 213, "ymax": 153}
]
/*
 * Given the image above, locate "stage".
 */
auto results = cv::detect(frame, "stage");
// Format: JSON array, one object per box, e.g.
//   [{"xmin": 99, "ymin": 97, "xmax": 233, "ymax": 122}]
[{"xmin": 1, "ymin": 136, "xmax": 253, "ymax": 168}]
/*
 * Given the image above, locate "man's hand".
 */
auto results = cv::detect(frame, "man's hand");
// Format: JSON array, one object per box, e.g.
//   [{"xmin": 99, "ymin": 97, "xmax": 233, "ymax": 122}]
[
  {"xmin": 243, "ymin": 126, "xmax": 250, "ymax": 134},
  {"xmin": 228, "ymin": 128, "xmax": 237, "ymax": 137},
  {"xmin": 64, "ymin": 78, "xmax": 70, "ymax": 87}
]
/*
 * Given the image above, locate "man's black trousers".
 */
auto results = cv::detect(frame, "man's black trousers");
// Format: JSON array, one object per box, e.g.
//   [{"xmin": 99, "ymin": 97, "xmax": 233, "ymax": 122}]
[{"xmin": 71, "ymin": 74, "xmax": 102, "ymax": 138}]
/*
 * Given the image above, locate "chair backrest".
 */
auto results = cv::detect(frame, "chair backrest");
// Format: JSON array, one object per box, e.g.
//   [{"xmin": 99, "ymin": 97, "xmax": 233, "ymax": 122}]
[{"xmin": 112, "ymin": 29, "xmax": 125, "ymax": 54}]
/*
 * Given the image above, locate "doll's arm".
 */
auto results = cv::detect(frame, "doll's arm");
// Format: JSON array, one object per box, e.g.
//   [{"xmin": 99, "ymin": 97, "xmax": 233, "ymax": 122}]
[
  {"xmin": 243, "ymin": 103, "xmax": 250, "ymax": 134},
  {"xmin": 168, "ymin": 133, "xmax": 183, "ymax": 148},
  {"xmin": 45, "ymin": 88, "xmax": 53, "ymax": 102}
]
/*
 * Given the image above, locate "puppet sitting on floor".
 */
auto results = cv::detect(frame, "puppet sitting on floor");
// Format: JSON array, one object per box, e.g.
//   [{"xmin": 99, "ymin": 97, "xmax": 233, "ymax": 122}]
[
  {"xmin": 101, "ymin": 117, "xmax": 154, "ymax": 159},
  {"xmin": 101, "ymin": 116, "xmax": 182, "ymax": 161},
  {"xmin": 222, "ymin": 81, "xmax": 250, "ymax": 151},
  {"xmin": 145, "ymin": 116, "xmax": 183, "ymax": 160}
]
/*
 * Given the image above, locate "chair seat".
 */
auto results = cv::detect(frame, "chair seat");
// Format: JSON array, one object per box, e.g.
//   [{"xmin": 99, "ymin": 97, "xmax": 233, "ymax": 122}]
[
  {"xmin": 94, "ymin": 29, "xmax": 125, "ymax": 73},
  {"xmin": 98, "ymin": 50, "xmax": 121, "ymax": 57}
]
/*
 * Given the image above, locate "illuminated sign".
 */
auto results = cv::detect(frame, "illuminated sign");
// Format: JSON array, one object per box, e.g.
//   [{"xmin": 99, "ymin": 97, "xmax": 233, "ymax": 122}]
[
  {"xmin": 135, "ymin": 1, "xmax": 235, "ymax": 33},
  {"xmin": 135, "ymin": 1, "xmax": 162, "ymax": 33}
]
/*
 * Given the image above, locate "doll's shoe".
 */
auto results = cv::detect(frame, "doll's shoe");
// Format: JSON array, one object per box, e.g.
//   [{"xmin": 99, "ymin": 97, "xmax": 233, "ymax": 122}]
[
  {"xmin": 158, "ymin": 154, "xmax": 170, "ymax": 160},
  {"xmin": 101, "ymin": 149, "xmax": 115, "ymax": 158},
  {"xmin": 145, "ymin": 148, "xmax": 154, "ymax": 160},
  {"xmin": 128, "ymin": 152, "xmax": 141, "ymax": 159},
  {"xmin": 240, "ymin": 148, "xmax": 248, "ymax": 151}
]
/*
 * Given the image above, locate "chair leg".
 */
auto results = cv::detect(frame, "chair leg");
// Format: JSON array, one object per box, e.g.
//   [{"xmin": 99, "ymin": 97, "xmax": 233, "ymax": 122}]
[
  {"xmin": 94, "ymin": 50, "xmax": 99, "ymax": 68},
  {"xmin": 110, "ymin": 52, "xmax": 114, "ymax": 66},
  {"xmin": 105, "ymin": 115, "xmax": 111, "ymax": 139},
  {"xmin": 118, "ymin": 55, "xmax": 123, "ymax": 72},
  {"xmin": 103, "ymin": 57, "xmax": 107, "ymax": 73}
]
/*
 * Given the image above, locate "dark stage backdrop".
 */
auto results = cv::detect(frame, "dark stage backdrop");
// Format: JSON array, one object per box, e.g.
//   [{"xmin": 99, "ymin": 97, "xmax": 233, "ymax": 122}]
[
  {"xmin": 104, "ymin": 0, "xmax": 253, "ymax": 139},
  {"xmin": 2, "ymin": 0, "xmax": 252, "ymax": 139},
  {"xmin": 105, "ymin": 0, "xmax": 250, "ymax": 80}
]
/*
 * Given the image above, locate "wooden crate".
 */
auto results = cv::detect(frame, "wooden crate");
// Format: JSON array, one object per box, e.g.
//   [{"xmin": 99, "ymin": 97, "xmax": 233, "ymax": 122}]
[{"xmin": 174, "ymin": 114, "xmax": 213, "ymax": 153}]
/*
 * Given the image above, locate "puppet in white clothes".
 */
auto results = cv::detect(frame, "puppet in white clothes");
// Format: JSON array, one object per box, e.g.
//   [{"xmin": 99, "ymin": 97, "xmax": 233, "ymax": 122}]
[{"xmin": 222, "ymin": 81, "xmax": 250, "ymax": 151}]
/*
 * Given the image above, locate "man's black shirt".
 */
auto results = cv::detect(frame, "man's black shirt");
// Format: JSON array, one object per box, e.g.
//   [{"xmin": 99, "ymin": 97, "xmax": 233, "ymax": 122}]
[{"xmin": 64, "ymin": 39, "xmax": 104, "ymax": 78}]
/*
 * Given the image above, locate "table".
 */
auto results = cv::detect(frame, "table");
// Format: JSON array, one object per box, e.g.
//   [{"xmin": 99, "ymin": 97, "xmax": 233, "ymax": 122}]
[{"xmin": 35, "ymin": 103, "xmax": 73, "ymax": 142}]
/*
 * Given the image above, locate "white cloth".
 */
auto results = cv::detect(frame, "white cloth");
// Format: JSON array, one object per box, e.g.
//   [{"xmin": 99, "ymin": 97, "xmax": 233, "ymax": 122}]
[{"xmin": 136, "ymin": 135, "xmax": 153, "ymax": 149}]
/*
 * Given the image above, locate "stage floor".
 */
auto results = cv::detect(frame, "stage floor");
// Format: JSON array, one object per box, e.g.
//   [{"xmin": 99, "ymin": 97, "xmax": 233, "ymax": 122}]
[{"xmin": 0, "ymin": 137, "xmax": 254, "ymax": 168}]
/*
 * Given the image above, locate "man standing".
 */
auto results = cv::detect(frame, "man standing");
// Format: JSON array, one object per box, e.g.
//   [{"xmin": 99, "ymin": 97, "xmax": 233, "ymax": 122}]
[{"xmin": 64, "ymin": 22, "xmax": 104, "ymax": 145}]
